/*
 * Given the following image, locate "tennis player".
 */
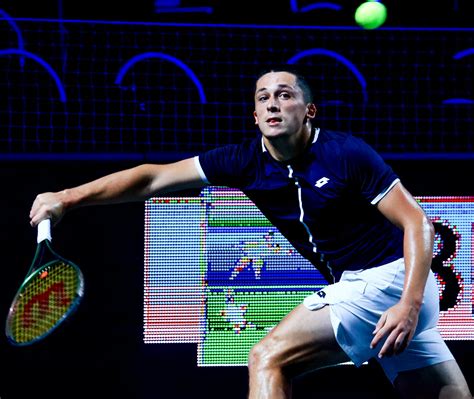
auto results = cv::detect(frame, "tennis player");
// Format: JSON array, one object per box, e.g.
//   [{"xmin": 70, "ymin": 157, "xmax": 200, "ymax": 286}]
[{"xmin": 29, "ymin": 68, "xmax": 472, "ymax": 398}]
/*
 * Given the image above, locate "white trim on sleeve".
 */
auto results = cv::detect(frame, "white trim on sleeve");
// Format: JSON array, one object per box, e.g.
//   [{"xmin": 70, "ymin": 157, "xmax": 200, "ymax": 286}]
[
  {"xmin": 370, "ymin": 178, "xmax": 400, "ymax": 205},
  {"xmin": 193, "ymin": 155, "xmax": 210, "ymax": 184}
]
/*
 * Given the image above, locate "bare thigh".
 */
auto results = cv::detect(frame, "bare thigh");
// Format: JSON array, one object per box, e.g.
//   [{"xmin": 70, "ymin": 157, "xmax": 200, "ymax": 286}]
[
  {"xmin": 252, "ymin": 304, "xmax": 350, "ymax": 378},
  {"xmin": 394, "ymin": 359, "xmax": 472, "ymax": 399}
]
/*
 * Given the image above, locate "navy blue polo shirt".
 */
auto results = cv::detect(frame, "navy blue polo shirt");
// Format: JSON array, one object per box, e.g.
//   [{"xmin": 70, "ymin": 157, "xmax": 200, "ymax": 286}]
[{"xmin": 196, "ymin": 128, "xmax": 403, "ymax": 282}]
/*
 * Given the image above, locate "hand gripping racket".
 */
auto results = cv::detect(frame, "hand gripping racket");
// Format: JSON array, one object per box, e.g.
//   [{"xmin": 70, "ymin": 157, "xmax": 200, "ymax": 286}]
[{"xmin": 5, "ymin": 219, "xmax": 84, "ymax": 346}]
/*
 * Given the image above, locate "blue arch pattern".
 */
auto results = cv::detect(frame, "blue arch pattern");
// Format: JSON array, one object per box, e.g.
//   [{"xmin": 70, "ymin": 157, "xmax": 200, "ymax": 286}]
[
  {"xmin": 442, "ymin": 47, "xmax": 474, "ymax": 105},
  {"xmin": 290, "ymin": 1, "xmax": 342, "ymax": 13},
  {"xmin": 287, "ymin": 48, "xmax": 368, "ymax": 103},
  {"xmin": 0, "ymin": 9, "xmax": 25, "ymax": 67},
  {"xmin": 0, "ymin": 49, "xmax": 66, "ymax": 102},
  {"xmin": 115, "ymin": 51, "xmax": 207, "ymax": 104},
  {"xmin": 453, "ymin": 48, "xmax": 474, "ymax": 60}
]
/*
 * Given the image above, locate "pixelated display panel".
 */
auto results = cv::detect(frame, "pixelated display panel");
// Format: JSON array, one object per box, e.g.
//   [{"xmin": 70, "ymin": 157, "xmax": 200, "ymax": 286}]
[
  {"xmin": 1, "ymin": 20, "xmax": 473, "ymax": 157},
  {"xmin": 143, "ymin": 189, "xmax": 474, "ymax": 366},
  {"xmin": 418, "ymin": 197, "xmax": 474, "ymax": 340},
  {"xmin": 144, "ymin": 197, "xmax": 205, "ymax": 343}
]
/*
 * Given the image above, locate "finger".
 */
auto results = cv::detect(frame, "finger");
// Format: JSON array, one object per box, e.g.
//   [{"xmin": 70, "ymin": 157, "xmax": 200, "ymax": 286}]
[
  {"xmin": 370, "ymin": 325, "xmax": 389, "ymax": 349},
  {"xmin": 370, "ymin": 314, "xmax": 388, "ymax": 348},
  {"xmin": 30, "ymin": 215, "xmax": 41, "ymax": 227},
  {"xmin": 30, "ymin": 211, "xmax": 47, "ymax": 227},
  {"xmin": 393, "ymin": 333, "xmax": 409, "ymax": 356},
  {"xmin": 30, "ymin": 207, "xmax": 51, "ymax": 227},
  {"xmin": 29, "ymin": 194, "xmax": 45, "ymax": 219},
  {"xmin": 378, "ymin": 330, "xmax": 399, "ymax": 358},
  {"xmin": 29, "ymin": 200, "xmax": 39, "ymax": 219},
  {"xmin": 372, "ymin": 312, "xmax": 387, "ymax": 335}
]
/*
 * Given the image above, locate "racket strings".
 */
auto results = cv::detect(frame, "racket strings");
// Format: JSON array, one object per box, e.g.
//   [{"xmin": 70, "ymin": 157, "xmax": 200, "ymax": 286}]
[{"xmin": 9, "ymin": 261, "xmax": 82, "ymax": 344}]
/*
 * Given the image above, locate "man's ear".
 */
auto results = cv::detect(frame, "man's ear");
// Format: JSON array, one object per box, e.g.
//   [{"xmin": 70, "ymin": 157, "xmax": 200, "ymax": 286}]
[
  {"xmin": 306, "ymin": 103, "xmax": 317, "ymax": 119},
  {"xmin": 253, "ymin": 110, "xmax": 258, "ymax": 125}
]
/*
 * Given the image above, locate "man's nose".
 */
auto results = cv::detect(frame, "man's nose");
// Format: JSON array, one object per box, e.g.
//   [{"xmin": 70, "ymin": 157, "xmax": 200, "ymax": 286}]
[{"xmin": 267, "ymin": 98, "xmax": 279, "ymax": 111}]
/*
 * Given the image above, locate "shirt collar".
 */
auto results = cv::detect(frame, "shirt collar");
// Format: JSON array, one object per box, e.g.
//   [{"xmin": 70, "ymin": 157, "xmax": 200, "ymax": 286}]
[{"xmin": 261, "ymin": 127, "xmax": 320, "ymax": 153}]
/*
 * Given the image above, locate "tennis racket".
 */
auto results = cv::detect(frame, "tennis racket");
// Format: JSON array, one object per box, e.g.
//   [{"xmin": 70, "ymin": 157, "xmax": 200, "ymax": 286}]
[{"xmin": 5, "ymin": 219, "xmax": 84, "ymax": 346}]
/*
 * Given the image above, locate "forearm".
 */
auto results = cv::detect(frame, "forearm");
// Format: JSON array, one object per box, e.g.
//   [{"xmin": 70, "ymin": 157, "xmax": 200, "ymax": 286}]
[
  {"xmin": 30, "ymin": 164, "xmax": 172, "ymax": 226},
  {"xmin": 60, "ymin": 164, "xmax": 159, "ymax": 211},
  {"xmin": 377, "ymin": 183, "xmax": 435, "ymax": 308},
  {"xmin": 400, "ymin": 214, "xmax": 435, "ymax": 308},
  {"xmin": 372, "ymin": 183, "xmax": 435, "ymax": 355},
  {"xmin": 30, "ymin": 158, "xmax": 204, "ymax": 226}
]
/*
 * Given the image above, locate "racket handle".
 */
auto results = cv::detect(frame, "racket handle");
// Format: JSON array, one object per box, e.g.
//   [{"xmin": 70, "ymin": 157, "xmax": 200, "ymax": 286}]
[{"xmin": 37, "ymin": 219, "xmax": 52, "ymax": 243}]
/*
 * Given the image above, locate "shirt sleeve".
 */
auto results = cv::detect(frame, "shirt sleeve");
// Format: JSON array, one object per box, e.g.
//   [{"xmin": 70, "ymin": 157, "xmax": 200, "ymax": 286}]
[
  {"xmin": 197, "ymin": 143, "xmax": 253, "ymax": 188},
  {"xmin": 344, "ymin": 136, "xmax": 400, "ymax": 205}
]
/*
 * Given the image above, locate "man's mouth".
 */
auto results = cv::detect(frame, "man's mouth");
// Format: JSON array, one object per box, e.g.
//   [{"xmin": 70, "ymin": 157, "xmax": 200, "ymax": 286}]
[{"xmin": 266, "ymin": 117, "xmax": 282, "ymax": 125}]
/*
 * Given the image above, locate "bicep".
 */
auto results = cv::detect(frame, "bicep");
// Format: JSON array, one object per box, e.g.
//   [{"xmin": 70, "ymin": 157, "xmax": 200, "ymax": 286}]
[
  {"xmin": 376, "ymin": 182, "xmax": 428, "ymax": 230},
  {"xmin": 148, "ymin": 157, "xmax": 207, "ymax": 195}
]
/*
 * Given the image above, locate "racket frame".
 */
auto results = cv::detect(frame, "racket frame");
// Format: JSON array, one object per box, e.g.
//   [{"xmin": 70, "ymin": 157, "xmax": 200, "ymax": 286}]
[{"xmin": 5, "ymin": 220, "xmax": 84, "ymax": 346}]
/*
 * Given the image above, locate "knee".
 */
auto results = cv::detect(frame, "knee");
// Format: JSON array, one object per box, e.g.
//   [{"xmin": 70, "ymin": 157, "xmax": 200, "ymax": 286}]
[
  {"xmin": 248, "ymin": 337, "xmax": 280, "ymax": 373},
  {"xmin": 439, "ymin": 385, "xmax": 473, "ymax": 399}
]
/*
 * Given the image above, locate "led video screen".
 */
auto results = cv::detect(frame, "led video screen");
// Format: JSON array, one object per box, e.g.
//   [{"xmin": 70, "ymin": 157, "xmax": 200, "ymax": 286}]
[{"xmin": 144, "ymin": 188, "xmax": 474, "ymax": 366}]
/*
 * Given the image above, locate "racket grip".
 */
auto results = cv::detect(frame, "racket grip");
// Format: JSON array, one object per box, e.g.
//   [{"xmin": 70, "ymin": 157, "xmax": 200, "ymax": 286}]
[{"xmin": 37, "ymin": 219, "xmax": 52, "ymax": 243}]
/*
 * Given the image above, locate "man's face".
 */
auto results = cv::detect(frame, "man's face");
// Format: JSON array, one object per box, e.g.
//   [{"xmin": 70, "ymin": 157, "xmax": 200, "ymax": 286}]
[{"xmin": 253, "ymin": 71, "xmax": 310, "ymax": 140}]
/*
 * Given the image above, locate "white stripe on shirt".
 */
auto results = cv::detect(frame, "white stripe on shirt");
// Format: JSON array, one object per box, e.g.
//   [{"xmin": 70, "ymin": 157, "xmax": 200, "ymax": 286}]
[
  {"xmin": 371, "ymin": 178, "xmax": 400, "ymax": 205},
  {"xmin": 193, "ymin": 155, "xmax": 210, "ymax": 184}
]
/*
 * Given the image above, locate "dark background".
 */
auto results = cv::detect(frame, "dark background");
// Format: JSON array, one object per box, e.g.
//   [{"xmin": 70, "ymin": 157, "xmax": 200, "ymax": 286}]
[
  {"xmin": 3, "ymin": 0, "xmax": 474, "ymax": 27},
  {"xmin": 1, "ymin": 1, "xmax": 473, "ymax": 398}
]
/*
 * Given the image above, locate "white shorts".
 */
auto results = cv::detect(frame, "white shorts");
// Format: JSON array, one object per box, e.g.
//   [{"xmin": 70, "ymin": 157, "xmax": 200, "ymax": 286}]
[{"xmin": 303, "ymin": 258, "xmax": 454, "ymax": 383}]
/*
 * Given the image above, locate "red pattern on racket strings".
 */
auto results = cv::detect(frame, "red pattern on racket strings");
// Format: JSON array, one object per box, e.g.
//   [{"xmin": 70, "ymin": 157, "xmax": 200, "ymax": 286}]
[{"xmin": 21, "ymin": 279, "xmax": 73, "ymax": 328}]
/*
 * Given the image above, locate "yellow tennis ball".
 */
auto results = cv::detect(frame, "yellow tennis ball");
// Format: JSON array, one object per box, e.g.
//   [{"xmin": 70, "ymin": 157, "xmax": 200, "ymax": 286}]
[{"xmin": 355, "ymin": 1, "xmax": 387, "ymax": 30}]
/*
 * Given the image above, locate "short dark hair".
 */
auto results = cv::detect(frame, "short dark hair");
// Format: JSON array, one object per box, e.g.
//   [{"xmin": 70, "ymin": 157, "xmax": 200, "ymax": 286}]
[{"xmin": 255, "ymin": 65, "xmax": 314, "ymax": 104}]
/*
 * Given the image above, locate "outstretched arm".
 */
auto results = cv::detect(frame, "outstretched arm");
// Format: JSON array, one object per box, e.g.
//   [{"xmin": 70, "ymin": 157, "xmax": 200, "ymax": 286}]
[
  {"xmin": 370, "ymin": 182, "xmax": 435, "ymax": 358},
  {"xmin": 29, "ymin": 157, "xmax": 205, "ymax": 226}
]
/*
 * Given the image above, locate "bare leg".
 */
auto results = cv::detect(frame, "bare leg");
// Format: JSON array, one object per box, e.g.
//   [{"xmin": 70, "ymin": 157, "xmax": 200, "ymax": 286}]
[
  {"xmin": 247, "ymin": 304, "xmax": 349, "ymax": 399},
  {"xmin": 395, "ymin": 359, "xmax": 473, "ymax": 399}
]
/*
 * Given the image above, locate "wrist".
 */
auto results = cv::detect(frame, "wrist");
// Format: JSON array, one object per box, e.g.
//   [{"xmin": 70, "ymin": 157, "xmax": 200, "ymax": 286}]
[
  {"xmin": 60, "ymin": 188, "xmax": 78, "ymax": 211},
  {"xmin": 400, "ymin": 295, "xmax": 423, "ymax": 311}
]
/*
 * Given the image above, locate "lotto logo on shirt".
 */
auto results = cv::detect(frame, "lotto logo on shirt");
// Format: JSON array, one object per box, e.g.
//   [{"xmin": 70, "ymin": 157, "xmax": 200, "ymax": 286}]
[{"xmin": 315, "ymin": 177, "xmax": 330, "ymax": 188}]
